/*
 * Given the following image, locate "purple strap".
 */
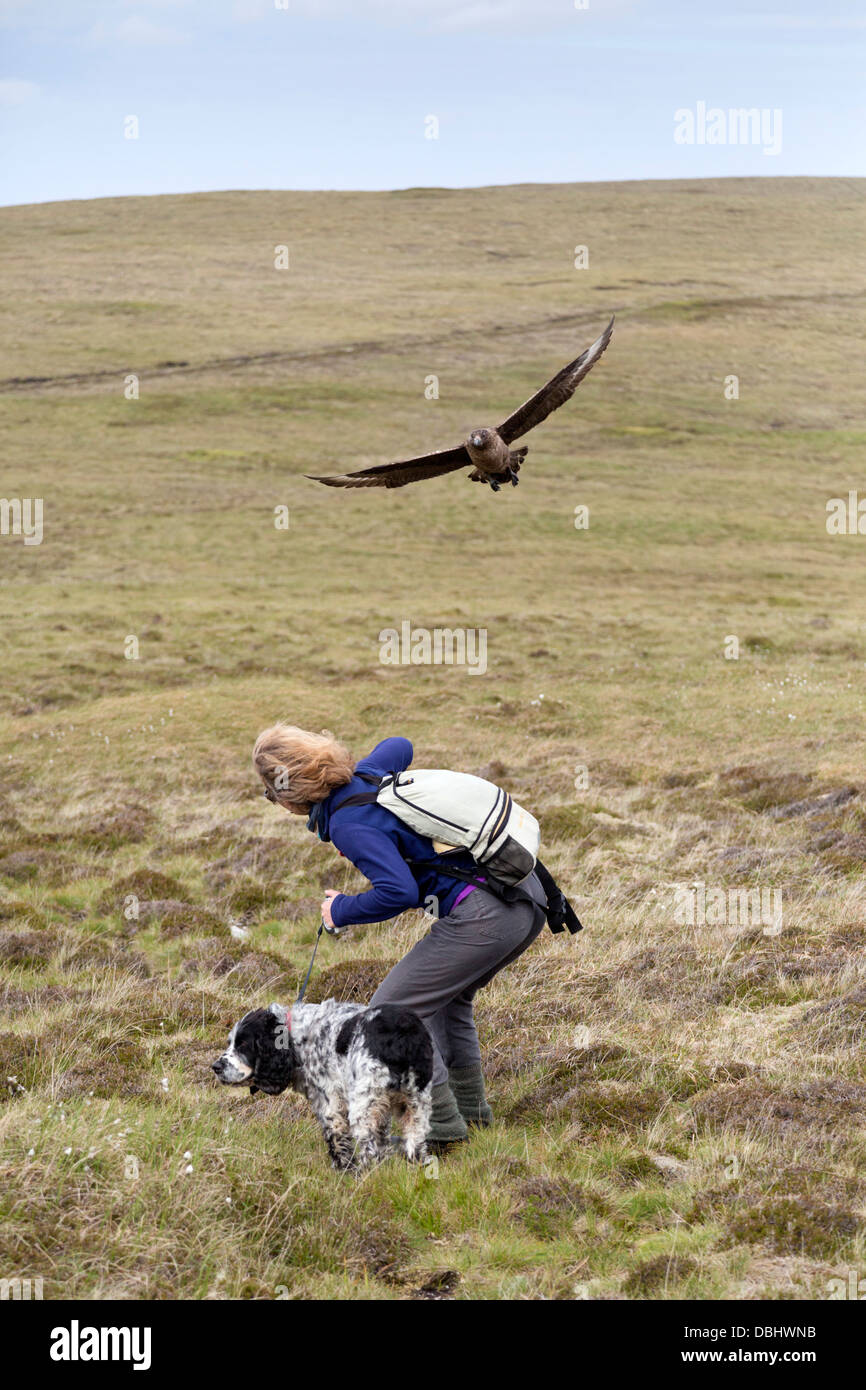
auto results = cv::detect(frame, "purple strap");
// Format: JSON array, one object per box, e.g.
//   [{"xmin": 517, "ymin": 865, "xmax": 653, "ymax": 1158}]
[{"xmin": 452, "ymin": 877, "xmax": 486, "ymax": 910}]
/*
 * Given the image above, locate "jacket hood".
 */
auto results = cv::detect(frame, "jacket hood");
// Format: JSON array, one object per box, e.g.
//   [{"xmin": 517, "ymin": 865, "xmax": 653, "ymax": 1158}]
[{"xmin": 306, "ymin": 797, "xmax": 332, "ymax": 843}]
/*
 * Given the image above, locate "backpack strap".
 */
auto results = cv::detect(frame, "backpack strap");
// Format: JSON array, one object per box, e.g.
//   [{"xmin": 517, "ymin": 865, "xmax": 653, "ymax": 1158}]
[
  {"xmin": 332, "ymin": 789, "xmax": 379, "ymax": 810},
  {"xmin": 410, "ymin": 855, "xmax": 583, "ymax": 936},
  {"xmin": 533, "ymin": 858, "xmax": 583, "ymax": 935},
  {"xmin": 331, "ymin": 770, "xmax": 388, "ymax": 812},
  {"xmin": 407, "ymin": 858, "xmax": 525, "ymax": 903}
]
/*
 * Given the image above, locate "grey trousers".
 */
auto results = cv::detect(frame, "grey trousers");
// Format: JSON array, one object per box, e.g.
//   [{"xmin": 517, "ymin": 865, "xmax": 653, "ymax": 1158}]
[{"xmin": 370, "ymin": 873, "xmax": 548, "ymax": 1088}]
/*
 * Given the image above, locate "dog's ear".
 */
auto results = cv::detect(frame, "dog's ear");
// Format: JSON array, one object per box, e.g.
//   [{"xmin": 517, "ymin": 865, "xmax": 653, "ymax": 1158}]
[{"xmin": 249, "ymin": 1010, "xmax": 296, "ymax": 1094}]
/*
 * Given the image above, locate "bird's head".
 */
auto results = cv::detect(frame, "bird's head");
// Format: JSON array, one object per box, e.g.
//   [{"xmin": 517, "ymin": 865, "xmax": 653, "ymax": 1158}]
[{"xmin": 469, "ymin": 428, "xmax": 491, "ymax": 449}]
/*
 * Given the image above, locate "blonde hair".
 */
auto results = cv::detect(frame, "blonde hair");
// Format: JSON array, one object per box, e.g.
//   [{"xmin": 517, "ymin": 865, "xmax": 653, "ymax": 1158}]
[{"xmin": 252, "ymin": 724, "xmax": 355, "ymax": 809}]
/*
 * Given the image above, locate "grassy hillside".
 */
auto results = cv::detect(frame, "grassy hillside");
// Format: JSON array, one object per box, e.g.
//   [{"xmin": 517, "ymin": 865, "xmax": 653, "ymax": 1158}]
[{"xmin": 0, "ymin": 177, "xmax": 865, "ymax": 1299}]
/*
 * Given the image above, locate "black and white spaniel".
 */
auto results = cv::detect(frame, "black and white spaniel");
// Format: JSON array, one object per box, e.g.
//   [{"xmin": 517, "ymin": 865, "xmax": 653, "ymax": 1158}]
[{"xmin": 211, "ymin": 1000, "xmax": 433, "ymax": 1171}]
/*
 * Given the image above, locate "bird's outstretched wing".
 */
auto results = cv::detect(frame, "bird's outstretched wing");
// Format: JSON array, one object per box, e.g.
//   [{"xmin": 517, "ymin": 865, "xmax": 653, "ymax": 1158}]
[
  {"xmin": 308, "ymin": 444, "xmax": 471, "ymax": 489},
  {"xmin": 497, "ymin": 316, "xmax": 614, "ymax": 445}
]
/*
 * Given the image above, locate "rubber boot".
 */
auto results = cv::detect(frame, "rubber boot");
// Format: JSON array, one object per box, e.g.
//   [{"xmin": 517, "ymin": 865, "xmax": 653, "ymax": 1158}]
[
  {"xmin": 427, "ymin": 1081, "xmax": 469, "ymax": 1148},
  {"xmin": 448, "ymin": 1063, "xmax": 493, "ymax": 1128}
]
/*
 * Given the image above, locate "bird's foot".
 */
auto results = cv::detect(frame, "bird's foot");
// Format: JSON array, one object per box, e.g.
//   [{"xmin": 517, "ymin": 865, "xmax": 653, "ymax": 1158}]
[{"xmin": 470, "ymin": 472, "xmax": 513, "ymax": 492}]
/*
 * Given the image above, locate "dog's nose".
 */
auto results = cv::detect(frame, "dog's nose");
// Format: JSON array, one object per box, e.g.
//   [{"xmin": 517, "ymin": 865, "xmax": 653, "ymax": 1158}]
[{"xmin": 211, "ymin": 1060, "xmax": 223, "ymax": 1073}]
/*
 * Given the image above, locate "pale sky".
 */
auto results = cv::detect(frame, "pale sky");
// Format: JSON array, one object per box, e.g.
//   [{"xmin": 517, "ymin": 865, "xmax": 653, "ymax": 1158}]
[{"xmin": 1, "ymin": 0, "xmax": 863, "ymax": 205}]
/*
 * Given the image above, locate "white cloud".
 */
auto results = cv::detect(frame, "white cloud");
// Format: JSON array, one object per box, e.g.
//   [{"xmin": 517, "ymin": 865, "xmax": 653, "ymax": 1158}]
[
  {"xmin": 232, "ymin": 0, "xmax": 269, "ymax": 20},
  {"xmin": 84, "ymin": 12, "xmax": 190, "ymax": 44},
  {"xmin": 115, "ymin": 14, "xmax": 189, "ymax": 42},
  {"xmin": 708, "ymin": 11, "xmax": 866, "ymax": 32},
  {"xmin": 0, "ymin": 0, "xmax": 636, "ymax": 35},
  {"xmin": 0, "ymin": 77, "xmax": 39, "ymax": 105},
  {"xmin": 234, "ymin": 0, "xmax": 637, "ymax": 27},
  {"xmin": 435, "ymin": 1, "xmax": 578, "ymax": 31}
]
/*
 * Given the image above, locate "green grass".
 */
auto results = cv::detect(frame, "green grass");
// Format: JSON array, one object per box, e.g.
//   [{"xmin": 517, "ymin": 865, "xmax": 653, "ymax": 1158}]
[{"xmin": 0, "ymin": 177, "xmax": 865, "ymax": 1299}]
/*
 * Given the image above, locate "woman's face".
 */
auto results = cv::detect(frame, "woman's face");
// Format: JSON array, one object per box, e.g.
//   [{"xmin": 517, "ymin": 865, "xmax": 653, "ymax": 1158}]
[{"xmin": 261, "ymin": 778, "xmax": 307, "ymax": 816}]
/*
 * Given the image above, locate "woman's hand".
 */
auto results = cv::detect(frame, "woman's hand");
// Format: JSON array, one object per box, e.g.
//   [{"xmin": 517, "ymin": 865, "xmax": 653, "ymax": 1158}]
[{"xmin": 320, "ymin": 890, "xmax": 341, "ymax": 929}]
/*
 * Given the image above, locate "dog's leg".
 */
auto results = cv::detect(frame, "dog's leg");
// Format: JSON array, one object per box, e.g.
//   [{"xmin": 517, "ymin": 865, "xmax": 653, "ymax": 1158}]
[
  {"xmin": 324, "ymin": 1126, "xmax": 356, "ymax": 1172},
  {"xmin": 313, "ymin": 1091, "xmax": 355, "ymax": 1171},
  {"xmin": 399, "ymin": 1084, "xmax": 432, "ymax": 1166},
  {"xmin": 348, "ymin": 1094, "xmax": 393, "ymax": 1170}
]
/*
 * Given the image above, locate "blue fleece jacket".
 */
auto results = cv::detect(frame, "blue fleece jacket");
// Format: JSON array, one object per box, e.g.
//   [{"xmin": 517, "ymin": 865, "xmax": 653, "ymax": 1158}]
[{"xmin": 311, "ymin": 737, "xmax": 479, "ymax": 928}]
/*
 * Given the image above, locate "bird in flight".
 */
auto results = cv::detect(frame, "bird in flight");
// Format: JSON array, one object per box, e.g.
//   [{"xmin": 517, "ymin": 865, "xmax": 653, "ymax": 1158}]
[{"xmin": 307, "ymin": 316, "xmax": 614, "ymax": 491}]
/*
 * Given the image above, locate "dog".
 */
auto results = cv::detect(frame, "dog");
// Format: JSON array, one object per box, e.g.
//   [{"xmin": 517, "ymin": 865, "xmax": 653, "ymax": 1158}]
[{"xmin": 211, "ymin": 1000, "xmax": 433, "ymax": 1171}]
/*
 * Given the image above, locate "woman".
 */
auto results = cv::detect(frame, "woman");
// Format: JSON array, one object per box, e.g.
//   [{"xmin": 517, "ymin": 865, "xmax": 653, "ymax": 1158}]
[{"xmin": 252, "ymin": 724, "xmax": 548, "ymax": 1146}]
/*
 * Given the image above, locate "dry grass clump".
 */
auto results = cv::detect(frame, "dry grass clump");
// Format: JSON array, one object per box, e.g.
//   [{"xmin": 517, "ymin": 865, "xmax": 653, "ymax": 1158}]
[
  {"xmin": 303, "ymin": 958, "xmax": 396, "ymax": 1004},
  {"xmin": 691, "ymin": 1077, "xmax": 866, "ymax": 1138}
]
